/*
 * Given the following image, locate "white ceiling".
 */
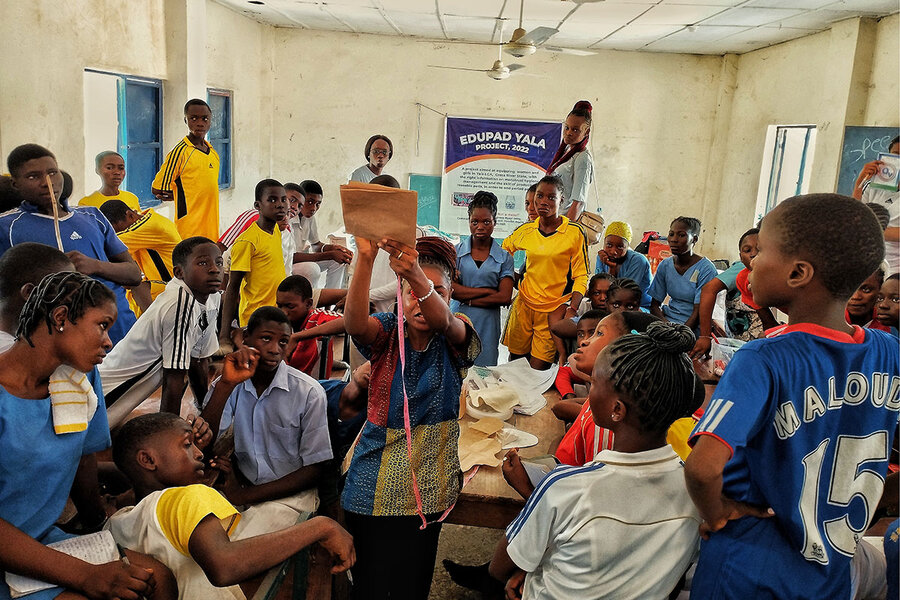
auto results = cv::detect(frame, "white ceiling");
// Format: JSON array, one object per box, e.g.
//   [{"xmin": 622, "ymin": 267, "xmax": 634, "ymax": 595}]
[{"xmin": 215, "ymin": 0, "xmax": 899, "ymax": 55}]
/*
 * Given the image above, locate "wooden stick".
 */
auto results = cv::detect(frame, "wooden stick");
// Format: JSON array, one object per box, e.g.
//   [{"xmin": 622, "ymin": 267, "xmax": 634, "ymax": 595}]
[{"xmin": 45, "ymin": 174, "xmax": 64, "ymax": 252}]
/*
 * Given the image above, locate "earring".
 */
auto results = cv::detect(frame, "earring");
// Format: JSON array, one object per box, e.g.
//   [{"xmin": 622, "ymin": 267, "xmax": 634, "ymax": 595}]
[{"xmin": 58, "ymin": 326, "xmax": 64, "ymax": 332}]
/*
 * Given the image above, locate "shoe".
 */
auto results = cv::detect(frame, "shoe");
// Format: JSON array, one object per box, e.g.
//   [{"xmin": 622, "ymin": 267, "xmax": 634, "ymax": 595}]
[{"xmin": 442, "ymin": 559, "xmax": 504, "ymax": 593}]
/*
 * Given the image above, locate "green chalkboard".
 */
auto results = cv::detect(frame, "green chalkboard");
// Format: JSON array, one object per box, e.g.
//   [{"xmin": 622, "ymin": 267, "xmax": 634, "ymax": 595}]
[
  {"xmin": 409, "ymin": 174, "xmax": 441, "ymax": 228},
  {"xmin": 837, "ymin": 126, "xmax": 899, "ymax": 196}
]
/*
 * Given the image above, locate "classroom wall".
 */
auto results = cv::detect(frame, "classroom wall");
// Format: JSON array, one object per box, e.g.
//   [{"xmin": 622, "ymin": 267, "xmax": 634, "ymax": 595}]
[
  {"xmin": 267, "ymin": 29, "xmax": 725, "ymax": 243},
  {"xmin": 711, "ymin": 15, "xmax": 899, "ymax": 259},
  {"xmin": 0, "ymin": 1, "xmax": 167, "ymax": 196}
]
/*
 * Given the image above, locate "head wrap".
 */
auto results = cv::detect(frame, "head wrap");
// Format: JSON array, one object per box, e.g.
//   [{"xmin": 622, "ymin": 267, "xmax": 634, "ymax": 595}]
[{"xmin": 604, "ymin": 221, "xmax": 633, "ymax": 245}]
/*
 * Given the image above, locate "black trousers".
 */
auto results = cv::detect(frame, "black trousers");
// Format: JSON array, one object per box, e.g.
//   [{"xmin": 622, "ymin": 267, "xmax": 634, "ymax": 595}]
[{"xmin": 345, "ymin": 511, "xmax": 444, "ymax": 600}]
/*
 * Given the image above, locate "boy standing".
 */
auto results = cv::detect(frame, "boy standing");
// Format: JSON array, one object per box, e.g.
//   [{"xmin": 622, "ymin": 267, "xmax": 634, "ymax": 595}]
[
  {"xmin": 152, "ymin": 99, "xmax": 221, "ymax": 241},
  {"xmin": 685, "ymin": 194, "xmax": 900, "ymax": 599},
  {"xmin": 109, "ymin": 412, "xmax": 353, "ymax": 600},
  {"xmin": 218, "ymin": 180, "xmax": 288, "ymax": 347},
  {"xmin": 100, "ymin": 199, "xmax": 183, "ymax": 314},
  {"xmin": 99, "ymin": 237, "xmax": 222, "ymax": 426},
  {"xmin": 79, "ymin": 151, "xmax": 141, "ymax": 211},
  {"xmin": 202, "ymin": 307, "xmax": 332, "ymax": 522},
  {"xmin": 0, "ymin": 144, "xmax": 141, "ymax": 345}
]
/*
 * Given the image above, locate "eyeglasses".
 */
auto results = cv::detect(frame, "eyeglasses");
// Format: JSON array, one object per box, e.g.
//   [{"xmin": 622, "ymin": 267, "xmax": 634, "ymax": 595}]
[
  {"xmin": 876, "ymin": 295, "xmax": 900, "ymax": 304},
  {"xmin": 371, "ymin": 148, "xmax": 390, "ymax": 157}
]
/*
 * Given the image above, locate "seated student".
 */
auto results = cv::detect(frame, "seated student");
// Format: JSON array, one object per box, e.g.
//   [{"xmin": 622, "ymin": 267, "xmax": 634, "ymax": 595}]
[
  {"xmin": 319, "ymin": 362, "xmax": 370, "ymax": 463},
  {"xmin": 79, "ymin": 151, "xmax": 140, "ymax": 211},
  {"xmin": 606, "ymin": 277, "xmax": 644, "ymax": 313},
  {"xmin": 100, "ymin": 199, "xmax": 183, "ymax": 316},
  {"xmin": 0, "ymin": 144, "xmax": 141, "ymax": 345},
  {"xmin": 594, "ymin": 220, "xmax": 652, "ymax": 308},
  {"xmin": 549, "ymin": 273, "xmax": 612, "ymax": 343},
  {"xmin": 846, "ymin": 268, "xmax": 885, "ymax": 328},
  {"xmin": 218, "ymin": 179, "xmax": 288, "ymax": 350},
  {"xmin": 876, "ymin": 273, "xmax": 900, "ymax": 336},
  {"xmin": 99, "ymin": 237, "xmax": 222, "ymax": 426},
  {"xmin": 108, "ymin": 412, "xmax": 353, "ymax": 600},
  {"xmin": 489, "ymin": 322, "xmax": 703, "ymax": 600},
  {"xmin": 690, "ymin": 228, "xmax": 778, "ymax": 359},
  {"xmin": 290, "ymin": 180, "xmax": 353, "ymax": 289},
  {"xmin": 0, "ymin": 243, "xmax": 74, "ymax": 350},
  {"xmin": 276, "ymin": 275, "xmax": 343, "ymax": 378},
  {"xmin": 0, "ymin": 271, "xmax": 177, "ymax": 600},
  {"xmin": 551, "ymin": 309, "xmax": 605, "ymax": 423},
  {"xmin": 685, "ymin": 194, "xmax": 899, "ymax": 600},
  {"xmin": 201, "ymin": 308, "xmax": 332, "ymax": 521},
  {"xmin": 649, "ymin": 216, "xmax": 717, "ymax": 331}
]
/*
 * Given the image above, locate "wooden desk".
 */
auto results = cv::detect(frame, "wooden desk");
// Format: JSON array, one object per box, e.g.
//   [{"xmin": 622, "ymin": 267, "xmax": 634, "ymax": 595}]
[{"xmin": 447, "ymin": 391, "xmax": 565, "ymax": 529}]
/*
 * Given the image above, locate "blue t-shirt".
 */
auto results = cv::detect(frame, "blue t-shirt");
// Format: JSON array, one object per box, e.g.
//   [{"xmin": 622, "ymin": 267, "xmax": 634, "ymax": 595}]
[
  {"xmin": 690, "ymin": 324, "xmax": 900, "ymax": 599},
  {"xmin": 319, "ymin": 378, "xmax": 366, "ymax": 459},
  {"xmin": 648, "ymin": 256, "xmax": 717, "ymax": 324},
  {"xmin": 0, "ymin": 369, "xmax": 111, "ymax": 600},
  {"xmin": 715, "ymin": 261, "xmax": 744, "ymax": 291},
  {"xmin": 0, "ymin": 204, "xmax": 136, "ymax": 345}
]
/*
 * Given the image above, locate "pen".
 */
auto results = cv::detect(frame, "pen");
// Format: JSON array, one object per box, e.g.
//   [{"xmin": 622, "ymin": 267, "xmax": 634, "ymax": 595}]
[{"xmin": 118, "ymin": 544, "xmax": 147, "ymax": 600}]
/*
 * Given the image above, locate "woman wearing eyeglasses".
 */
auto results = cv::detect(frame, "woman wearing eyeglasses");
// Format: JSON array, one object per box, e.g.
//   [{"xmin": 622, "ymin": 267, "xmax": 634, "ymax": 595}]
[{"xmin": 349, "ymin": 135, "xmax": 393, "ymax": 183}]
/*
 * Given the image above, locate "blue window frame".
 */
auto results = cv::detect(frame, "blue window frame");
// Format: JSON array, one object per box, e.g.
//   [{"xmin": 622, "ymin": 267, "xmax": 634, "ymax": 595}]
[
  {"xmin": 207, "ymin": 89, "xmax": 232, "ymax": 189},
  {"xmin": 117, "ymin": 77, "xmax": 163, "ymax": 208}
]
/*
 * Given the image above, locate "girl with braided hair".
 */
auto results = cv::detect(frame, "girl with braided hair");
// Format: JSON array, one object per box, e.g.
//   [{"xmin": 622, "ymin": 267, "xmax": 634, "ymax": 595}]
[
  {"xmin": 343, "ymin": 235, "xmax": 481, "ymax": 599},
  {"xmin": 0, "ymin": 271, "xmax": 177, "ymax": 600},
  {"xmin": 491, "ymin": 321, "xmax": 703, "ymax": 600},
  {"xmin": 547, "ymin": 100, "xmax": 595, "ymax": 221}
]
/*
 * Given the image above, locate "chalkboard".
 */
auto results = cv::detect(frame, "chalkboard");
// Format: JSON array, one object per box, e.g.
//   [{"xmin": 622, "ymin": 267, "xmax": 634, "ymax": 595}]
[
  {"xmin": 409, "ymin": 174, "xmax": 441, "ymax": 228},
  {"xmin": 836, "ymin": 126, "xmax": 899, "ymax": 196}
]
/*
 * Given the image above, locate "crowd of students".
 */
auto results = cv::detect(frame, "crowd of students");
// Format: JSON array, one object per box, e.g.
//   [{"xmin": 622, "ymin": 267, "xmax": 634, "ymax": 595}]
[{"xmin": 0, "ymin": 94, "xmax": 897, "ymax": 600}]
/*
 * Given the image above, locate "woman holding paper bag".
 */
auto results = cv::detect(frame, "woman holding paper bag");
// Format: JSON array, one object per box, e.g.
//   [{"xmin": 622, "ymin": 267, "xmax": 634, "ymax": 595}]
[
  {"xmin": 0, "ymin": 272, "xmax": 176, "ymax": 600},
  {"xmin": 342, "ymin": 234, "xmax": 480, "ymax": 599},
  {"xmin": 547, "ymin": 100, "xmax": 594, "ymax": 221},
  {"xmin": 451, "ymin": 191, "xmax": 515, "ymax": 366}
]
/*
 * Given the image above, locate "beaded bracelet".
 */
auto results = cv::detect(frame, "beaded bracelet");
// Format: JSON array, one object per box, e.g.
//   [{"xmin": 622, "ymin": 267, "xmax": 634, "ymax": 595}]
[{"xmin": 412, "ymin": 279, "xmax": 436, "ymax": 302}]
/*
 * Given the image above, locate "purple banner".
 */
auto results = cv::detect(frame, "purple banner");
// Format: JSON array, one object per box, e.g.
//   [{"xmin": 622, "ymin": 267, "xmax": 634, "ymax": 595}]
[{"xmin": 444, "ymin": 117, "xmax": 561, "ymax": 171}]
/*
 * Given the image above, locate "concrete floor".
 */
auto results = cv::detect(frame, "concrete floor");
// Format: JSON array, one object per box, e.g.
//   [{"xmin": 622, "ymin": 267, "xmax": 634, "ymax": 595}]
[{"xmin": 430, "ymin": 524, "xmax": 504, "ymax": 600}]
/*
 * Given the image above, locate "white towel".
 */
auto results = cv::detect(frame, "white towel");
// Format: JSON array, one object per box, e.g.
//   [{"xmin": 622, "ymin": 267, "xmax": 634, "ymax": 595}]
[{"xmin": 48, "ymin": 366, "xmax": 98, "ymax": 434}]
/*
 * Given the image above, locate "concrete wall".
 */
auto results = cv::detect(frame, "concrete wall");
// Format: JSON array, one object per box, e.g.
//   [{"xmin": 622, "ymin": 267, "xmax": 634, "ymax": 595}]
[{"xmin": 267, "ymin": 29, "xmax": 725, "ymax": 241}]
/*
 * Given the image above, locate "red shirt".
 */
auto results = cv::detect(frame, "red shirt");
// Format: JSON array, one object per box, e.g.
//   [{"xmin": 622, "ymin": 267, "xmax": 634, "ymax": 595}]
[
  {"xmin": 287, "ymin": 308, "xmax": 342, "ymax": 378},
  {"xmin": 555, "ymin": 401, "xmax": 614, "ymax": 466},
  {"xmin": 734, "ymin": 268, "xmax": 761, "ymax": 310}
]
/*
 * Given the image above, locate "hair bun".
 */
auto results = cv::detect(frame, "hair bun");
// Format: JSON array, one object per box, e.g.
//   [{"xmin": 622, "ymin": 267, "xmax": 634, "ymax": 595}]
[
  {"xmin": 645, "ymin": 321, "xmax": 695, "ymax": 353},
  {"xmin": 573, "ymin": 100, "xmax": 593, "ymax": 113}
]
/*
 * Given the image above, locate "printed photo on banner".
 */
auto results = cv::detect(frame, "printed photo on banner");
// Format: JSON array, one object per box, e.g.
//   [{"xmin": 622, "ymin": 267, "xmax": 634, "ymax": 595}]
[{"xmin": 441, "ymin": 116, "xmax": 562, "ymax": 236}]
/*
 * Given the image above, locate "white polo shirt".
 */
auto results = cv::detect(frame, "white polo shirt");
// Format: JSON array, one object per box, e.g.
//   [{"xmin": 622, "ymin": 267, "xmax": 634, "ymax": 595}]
[
  {"xmin": 506, "ymin": 446, "xmax": 700, "ymax": 600},
  {"xmin": 99, "ymin": 278, "xmax": 219, "ymax": 407},
  {"xmin": 862, "ymin": 182, "xmax": 899, "ymax": 275},
  {"xmin": 211, "ymin": 361, "xmax": 333, "ymax": 485}
]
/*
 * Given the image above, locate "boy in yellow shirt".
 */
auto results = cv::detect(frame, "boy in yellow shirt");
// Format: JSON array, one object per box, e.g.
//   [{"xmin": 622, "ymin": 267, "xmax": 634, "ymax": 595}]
[
  {"xmin": 101, "ymin": 199, "xmax": 184, "ymax": 315},
  {"xmin": 219, "ymin": 179, "xmax": 288, "ymax": 347},
  {"xmin": 79, "ymin": 151, "xmax": 141, "ymax": 210},
  {"xmin": 152, "ymin": 99, "xmax": 220, "ymax": 241}
]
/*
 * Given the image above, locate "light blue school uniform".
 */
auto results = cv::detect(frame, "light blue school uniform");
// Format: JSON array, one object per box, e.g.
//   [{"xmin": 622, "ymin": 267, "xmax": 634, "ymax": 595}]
[
  {"xmin": 594, "ymin": 249, "xmax": 653, "ymax": 308},
  {"xmin": 648, "ymin": 256, "xmax": 718, "ymax": 324},
  {"xmin": 213, "ymin": 361, "xmax": 333, "ymax": 485},
  {"xmin": 0, "ymin": 369, "xmax": 111, "ymax": 600},
  {"xmin": 450, "ymin": 237, "xmax": 515, "ymax": 366}
]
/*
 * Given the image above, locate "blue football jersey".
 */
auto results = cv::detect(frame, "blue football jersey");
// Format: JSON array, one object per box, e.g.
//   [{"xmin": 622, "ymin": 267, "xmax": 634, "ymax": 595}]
[
  {"xmin": 0, "ymin": 205, "xmax": 136, "ymax": 344},
  {"xmin": 690, "ymin": 324, "xmax": 900, "ymax": 600}
]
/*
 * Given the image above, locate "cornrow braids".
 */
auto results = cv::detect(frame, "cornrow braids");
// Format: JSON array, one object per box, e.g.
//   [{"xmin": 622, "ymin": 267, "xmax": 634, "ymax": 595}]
[
  {"xmin": 16, "ymin": 272, "xmax": 115, "ymax": 347},
  {"xmin": 608, "ymin": 277, "xmax": 641, "ymax": 299},
  {"xmin": 602, "ymin": 321, "xmax": 703, "ymax": 434},
  {"xmin": 416, "ymin": 236, "xmax": 457, "ymax": 282}
]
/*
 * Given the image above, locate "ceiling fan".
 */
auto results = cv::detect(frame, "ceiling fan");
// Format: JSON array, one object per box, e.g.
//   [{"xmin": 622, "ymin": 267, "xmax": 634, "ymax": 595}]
[
  {"xmin": 428, "ymin": 20, "xmax": 528, "ymax": 80},
  {"xmin": 503, "ymin": 0, "xmax": 595, "ymax": 57}
]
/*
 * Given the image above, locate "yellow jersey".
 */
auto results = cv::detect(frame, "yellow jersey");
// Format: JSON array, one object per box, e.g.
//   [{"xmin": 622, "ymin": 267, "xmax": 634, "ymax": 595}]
[
  {"xmin": 231, "ymin": 222, "xmax": 284, "ymax": 326},
  {"xmin": 118, "ymin": 209, "xmax": 182, "ymax": 287},
  {"xmin": 79, "ymin": 190, "xmax": 141, "ymax": 211},
  {"xmin": 502, "ymin": 217, "xmax": 589, "ymax": 312},
  {"xmin": 152, "ymin": 137, "xmax": 220, "ymax": 241}
]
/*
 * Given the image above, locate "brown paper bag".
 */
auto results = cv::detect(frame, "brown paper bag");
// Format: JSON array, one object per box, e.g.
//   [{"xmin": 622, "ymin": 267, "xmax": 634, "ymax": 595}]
[{"xmin": 339, "ymin": 182, "xmax": 418, "ymax": 247}]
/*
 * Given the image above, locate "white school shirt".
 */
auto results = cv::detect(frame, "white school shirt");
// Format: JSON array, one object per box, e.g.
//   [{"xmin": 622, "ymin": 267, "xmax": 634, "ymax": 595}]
[
  {"xmin": 107, "ymin": 485, "xmax": 244, "ymax": 600},
  {"xmin": 349, "ymin": 164, "xmax": 386, "ymax": 184},
  {"xmin": 212, "ymin": 361, "xmax": 333, "ymax": 485},
  {"xmin": 289, "ymin": 214, "xmax": 320, "ymax": 253},
  {"xmin": 551, "ymin": 148, "xmax": 594, "ymax": 214},
  {"xmin": 862, "ymin": 182, "xmax": 899, "ymax": 274},
  {"xmin": 0, "ymin": 330, "xmax": 13, "ymax": 352},
  {"xmin": 99, "ymin": 278, "xmax": 219, "ymax": 392},
  {"xmin": 505, "ymin": 446, "xmax": 700, "ymax": 600}
]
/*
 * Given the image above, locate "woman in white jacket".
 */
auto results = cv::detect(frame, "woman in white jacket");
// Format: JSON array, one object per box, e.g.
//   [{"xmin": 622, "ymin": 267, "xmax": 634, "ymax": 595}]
[{"xmin": 547, "ymin": 100, "xmax": 595, "ymax": 221}]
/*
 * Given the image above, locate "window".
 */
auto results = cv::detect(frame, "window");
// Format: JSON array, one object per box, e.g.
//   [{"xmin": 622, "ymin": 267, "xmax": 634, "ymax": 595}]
[
  {"xmin": 83, "ymin": 70, "xmax": 163, "ymax": 208},
  {"xmin": 207, "ymin": 89, "xmax": 232, "ymax": 189},
  {"xmin": 754, "ymin": 125, "xmax": 817, "ymax": 222}
]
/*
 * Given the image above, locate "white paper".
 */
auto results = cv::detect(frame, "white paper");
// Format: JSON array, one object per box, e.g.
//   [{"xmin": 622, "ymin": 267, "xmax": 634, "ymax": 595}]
[{"xmin": 5, "ymin": 531, "xmax": 118, "ymax": 597}]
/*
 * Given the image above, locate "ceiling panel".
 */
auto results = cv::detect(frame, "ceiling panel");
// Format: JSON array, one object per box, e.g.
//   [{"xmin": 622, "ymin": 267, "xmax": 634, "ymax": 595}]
[{"xmin": 212, "ymin": 0, "xmax": 899, "ymax": 55}]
